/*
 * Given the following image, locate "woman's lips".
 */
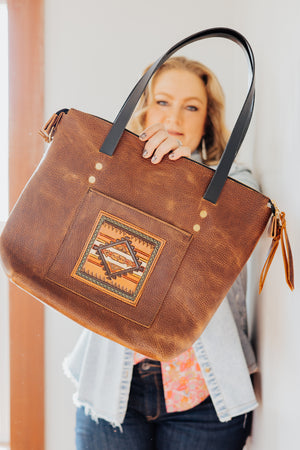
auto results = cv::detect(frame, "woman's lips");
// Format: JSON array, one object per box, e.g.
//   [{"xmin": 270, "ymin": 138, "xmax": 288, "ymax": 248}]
[{"xmin": 167, "ymin": 130, "xmax": 184, "ymax": 137}]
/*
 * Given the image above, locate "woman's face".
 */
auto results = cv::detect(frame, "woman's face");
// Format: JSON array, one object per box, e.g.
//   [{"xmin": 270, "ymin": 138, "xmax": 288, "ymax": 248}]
[{"xmin": 144, "ymin": 69, "xmax": 208, "ymax": 152}]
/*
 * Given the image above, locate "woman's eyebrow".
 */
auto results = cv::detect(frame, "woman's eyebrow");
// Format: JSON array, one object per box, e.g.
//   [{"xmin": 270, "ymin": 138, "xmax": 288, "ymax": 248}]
[
  {"xmin": 154, "ymin": 92, "xmax": 173, "ymax": 97},
  {"xmin": 155, "ymin": 92, "xmax": 204, "ymax": 104},
  {"xmin": 184, "ymin": 96, "xmax": 205, "ymax": 104}
]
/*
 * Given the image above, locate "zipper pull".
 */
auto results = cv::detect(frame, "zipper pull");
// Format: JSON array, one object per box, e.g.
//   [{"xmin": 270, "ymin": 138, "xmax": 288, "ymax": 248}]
[{"xmin": 259, "ymin": 201, "xmax": 294, "ymax": 293}]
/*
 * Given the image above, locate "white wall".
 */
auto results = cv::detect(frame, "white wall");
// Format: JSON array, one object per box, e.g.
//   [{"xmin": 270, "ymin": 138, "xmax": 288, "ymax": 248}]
[
  {"xmin": 233, "ymin": 3, "xmax": 300, "ymax": 449},
  {"xmin": 44, "ymin": 1, "xmax": 300, "ymax": 449},
  {"xmin": 0, "ymin": 223, "xmax": 9, "ymax": 445}
]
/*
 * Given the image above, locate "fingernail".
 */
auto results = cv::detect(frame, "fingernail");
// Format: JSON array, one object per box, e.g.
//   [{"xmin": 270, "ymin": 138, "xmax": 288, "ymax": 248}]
[
  {"xmin": 151, "ymin": 155, "xmax": 158, "ymax": 163},
  {"xmin": 139, "ymin": 132, "xmax": 147, "ymax": 140},
  {"xmin": 142, "ymin": 149, "xmax": 148, "ymax": 157}
]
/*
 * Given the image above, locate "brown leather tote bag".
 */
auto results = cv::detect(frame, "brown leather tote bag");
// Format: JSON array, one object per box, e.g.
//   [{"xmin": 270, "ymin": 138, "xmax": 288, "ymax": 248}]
[{"xmin": 0, "ymin": 28, "xmax": 293, "ymax": 360}]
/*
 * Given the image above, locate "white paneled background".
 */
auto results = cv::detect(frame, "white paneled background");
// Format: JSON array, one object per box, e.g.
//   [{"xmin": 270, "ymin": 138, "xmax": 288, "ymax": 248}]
[
  {"xmin": 0, "ymin": 2, "xmax": 8, "ymax": 222},
  {"xmin": 0, "ymin": 222, "xmax": 9, "ymax": 448}
]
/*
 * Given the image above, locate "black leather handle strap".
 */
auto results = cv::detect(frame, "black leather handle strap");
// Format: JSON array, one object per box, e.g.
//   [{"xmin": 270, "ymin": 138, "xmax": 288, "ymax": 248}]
[{"xmin": 99, "ymin": 27, "xmax": 255, "ymax": 204}]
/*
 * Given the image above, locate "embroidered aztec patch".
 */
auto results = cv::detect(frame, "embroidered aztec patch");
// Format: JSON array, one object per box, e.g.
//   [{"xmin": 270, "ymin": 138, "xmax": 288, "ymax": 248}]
[{"xmin": 71, "ymin": 212, "xmax": 165, "ymax": 305}]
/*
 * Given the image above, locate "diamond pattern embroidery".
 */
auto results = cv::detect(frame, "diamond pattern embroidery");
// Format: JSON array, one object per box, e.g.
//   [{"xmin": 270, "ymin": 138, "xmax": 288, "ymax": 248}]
[
  {"xmin": 96, "ymin": 237, "xmax": 143, "ymax": 280},
  {"xmin": 71, "ymin": 212, "xmax": 165, "ymax": 305}
]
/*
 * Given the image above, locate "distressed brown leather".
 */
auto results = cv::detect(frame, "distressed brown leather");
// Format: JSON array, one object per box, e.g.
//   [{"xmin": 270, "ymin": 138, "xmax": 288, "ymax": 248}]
[{"xmin": 0, "ymin": 109, "xmax": 272, "ymax": 360}]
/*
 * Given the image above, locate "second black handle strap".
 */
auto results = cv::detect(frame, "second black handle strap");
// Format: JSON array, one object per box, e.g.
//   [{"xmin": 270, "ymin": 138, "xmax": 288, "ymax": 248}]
[{"xmin": 99, "ymin": 27, "xmax": 255, "ymax": 204}]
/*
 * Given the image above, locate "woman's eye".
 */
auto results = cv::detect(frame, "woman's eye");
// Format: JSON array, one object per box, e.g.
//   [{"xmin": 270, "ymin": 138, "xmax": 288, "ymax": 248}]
[
  {"xmin": 156, "ymin": 100, "xmax": 168, "ymax": 106},
  {"xmin": 186, "ymin": 105, "xmax": 199, "ymax": 111}
]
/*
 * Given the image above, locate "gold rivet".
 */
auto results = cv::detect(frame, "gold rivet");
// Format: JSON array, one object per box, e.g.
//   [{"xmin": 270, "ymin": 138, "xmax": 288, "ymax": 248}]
[
  {"xmin": 193, "ymin": 224, "xmax": 200, "ymax": 232},
  {"xmin": 200, "ymin": 210, "xmax": 207, "ymax": 219},
  {"xmin": 95, "ymin": 163, "xmax": 103, "ymax": 170},
  {"xmin": 89, "ymin": 176, "xmax": 96, "ymax": 184}
]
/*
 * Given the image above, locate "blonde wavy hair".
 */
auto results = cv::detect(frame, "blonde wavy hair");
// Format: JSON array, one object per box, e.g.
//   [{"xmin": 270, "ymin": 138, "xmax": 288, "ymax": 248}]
[{"xmin": 127, "ymin": 56, "xmax": 230, "ymax": 165}]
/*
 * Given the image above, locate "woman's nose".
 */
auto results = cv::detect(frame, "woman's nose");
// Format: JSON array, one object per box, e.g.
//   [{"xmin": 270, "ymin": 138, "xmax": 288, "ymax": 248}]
[{"xmin": 165, "ymin": 106, "xmax": 182, "ymax": 125}]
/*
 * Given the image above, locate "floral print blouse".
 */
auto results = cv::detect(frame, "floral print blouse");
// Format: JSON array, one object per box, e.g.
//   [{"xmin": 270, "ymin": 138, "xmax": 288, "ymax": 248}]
[{"xmin": 133, "ymin": 346, "xmax": 209, "ymax": 413}]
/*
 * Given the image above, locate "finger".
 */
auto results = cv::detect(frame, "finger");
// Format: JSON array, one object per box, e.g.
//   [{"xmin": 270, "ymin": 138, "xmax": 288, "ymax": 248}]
[
  {"xmin": 150, "ymin": 136, "xmax": 183, "ymax": 164},
  {"xmin": 139, "ymin": 123, "xmax": 166, "ymax": 141},
  {"xmin": 142, "ymin": 129, "xmax": 169, "ymax": 159},
  {"xmin": 168, "ymin": 146, "xmax": 192, "ymax": 161}
]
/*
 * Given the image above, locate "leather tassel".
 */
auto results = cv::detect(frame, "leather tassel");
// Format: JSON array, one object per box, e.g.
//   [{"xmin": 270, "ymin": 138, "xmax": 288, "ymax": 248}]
[
  {"xmin": 38, "ymin": 111, "xmax": 64, "ymax": 143},
  {"xmin": 259, "ymin": 203, "xmax": 294, "ymax": 293},
  {"xmin": 280, "ymin": 212, "xmax": 294, "ymax": 290}
]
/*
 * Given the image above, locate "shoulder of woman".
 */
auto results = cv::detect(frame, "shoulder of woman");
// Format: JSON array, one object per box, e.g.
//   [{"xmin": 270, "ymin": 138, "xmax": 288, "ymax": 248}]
[{"xmin": 228, "ymin": 162, "xmax": 260, "ymax": 192}]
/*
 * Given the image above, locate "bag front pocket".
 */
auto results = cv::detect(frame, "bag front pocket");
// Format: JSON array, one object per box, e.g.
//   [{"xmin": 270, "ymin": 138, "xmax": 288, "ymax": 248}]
[{"xmin": 47, "ymin": 189, "xmax": 192, "ymax": 327}]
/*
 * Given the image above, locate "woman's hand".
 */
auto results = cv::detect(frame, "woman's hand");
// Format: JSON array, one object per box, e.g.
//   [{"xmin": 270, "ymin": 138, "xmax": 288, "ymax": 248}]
[{"xmin": 139, "ymin": 123, "xmax": 192, "ymax": 164}]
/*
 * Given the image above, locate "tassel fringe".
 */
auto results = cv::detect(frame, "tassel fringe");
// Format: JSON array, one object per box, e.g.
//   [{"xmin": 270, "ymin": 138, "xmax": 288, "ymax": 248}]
[{"xmin": 259, "ymin": 202, "xmax": 294, "ymax": 293}]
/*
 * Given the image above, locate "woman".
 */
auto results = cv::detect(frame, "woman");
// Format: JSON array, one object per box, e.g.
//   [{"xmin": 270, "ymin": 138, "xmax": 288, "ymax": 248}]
[{"xmin": 64, "ymin": 57, "xmax": 259, "ymax": 449}]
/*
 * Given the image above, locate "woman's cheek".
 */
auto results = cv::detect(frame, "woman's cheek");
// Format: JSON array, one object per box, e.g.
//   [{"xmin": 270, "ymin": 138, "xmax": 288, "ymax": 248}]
[{"xmin": 144, "ymin": 107, "xmax": 164, "ymax": 128}]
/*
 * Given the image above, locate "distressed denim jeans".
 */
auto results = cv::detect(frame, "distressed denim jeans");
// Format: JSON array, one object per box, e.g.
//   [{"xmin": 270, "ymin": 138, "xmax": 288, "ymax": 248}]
[{"xmin": 75, "ymin": 359, "xmax": 252, "ymax": 450}]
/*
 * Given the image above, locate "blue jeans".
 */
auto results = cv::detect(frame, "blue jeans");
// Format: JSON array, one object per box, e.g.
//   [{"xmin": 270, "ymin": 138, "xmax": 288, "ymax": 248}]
[{"xmin": 76, "ymin": 359, "xmax": 252, "ymax": 450}]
